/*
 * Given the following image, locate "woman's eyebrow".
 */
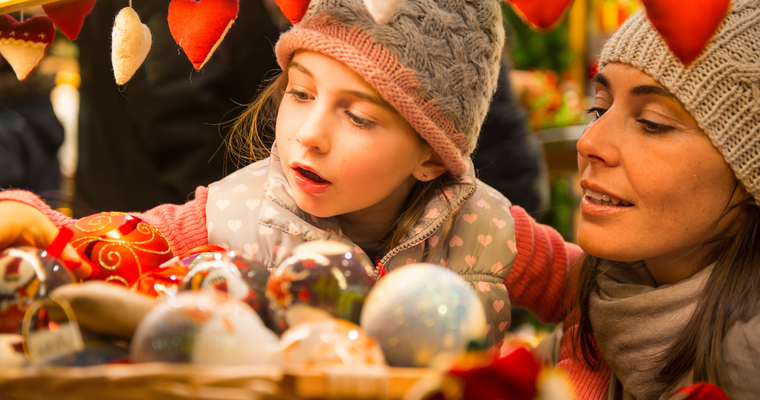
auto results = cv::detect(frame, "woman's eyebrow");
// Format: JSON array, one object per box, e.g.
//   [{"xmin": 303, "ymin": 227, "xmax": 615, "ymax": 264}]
[
  {"xmin": 630, "ymin": 85, "xmax": 686, "ymax": 108},
  {"xmin": 591, "ymin": 73, "xmax": 610, "ymax": 88}
]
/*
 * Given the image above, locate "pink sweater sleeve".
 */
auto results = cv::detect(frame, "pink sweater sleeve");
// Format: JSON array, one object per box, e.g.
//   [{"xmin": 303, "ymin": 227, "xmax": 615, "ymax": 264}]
[
  {"xmin": 506, "ymin": 205, "xmax": 583, "ymax": 323},
  {"xmin": 0, "ymin": 188, "xmax": 210, "ymax": 257}
]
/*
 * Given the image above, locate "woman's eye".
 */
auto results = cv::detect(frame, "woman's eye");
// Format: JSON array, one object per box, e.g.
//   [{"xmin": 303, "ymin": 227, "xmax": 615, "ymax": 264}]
[
  {"xmin": 286, "ymin": 89, "xmax": 310, "ymax": 102},
  {"xmin": 584, "ymin": 107, "xmax": 607, "ymax": 120},
  {"xmin": 346, "ymin": 110, "xmax": 377, "ymax": 129},
  {"xmin": 636, "ymin": 119, "xmax": 674, "ymax": 134}
]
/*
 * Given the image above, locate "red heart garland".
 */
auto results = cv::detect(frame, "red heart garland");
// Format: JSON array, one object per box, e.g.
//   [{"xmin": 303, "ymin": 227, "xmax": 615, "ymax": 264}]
[
  {"xmin": 0, "ymin": 15, "xmax": 56, "ymax": 81},
  {"xmin": 274, "ymin": 0, "xmax": 311, "ymax": 24},
  {"xmin": 641, "ymin": 0, "xmax": 730, "ymax": 66},
  {"xmin": 42, "ymin": 0, "xmax": 97, "ymax": 40},
  {"xmin": 168, "ymin": 0, "xmax": 239, "ymax": 70},
  {"xmin": 506, "ymin": 0, "xmax": 575, "ymax": 31}
]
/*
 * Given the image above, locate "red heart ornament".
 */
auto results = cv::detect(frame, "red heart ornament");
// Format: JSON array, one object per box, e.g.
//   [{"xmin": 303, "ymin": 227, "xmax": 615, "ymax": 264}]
[
  {"xmin": 0, "ymin": 15, "xmax": 55, "ymax": 81},
  {"xmin": 506, "ymin": 0, "xmax": 575, "ymax": 31},
  {"xmin": 168, "ymin": 0, "xmax": 239, "ymax": 70},
  {"xmin": 641, "ymin": 0, "xmax": 730, "ymax": 66},
  {"xmin": 274, "ymin": 0, "xmax": 311, "ymax": 24},
  {"xmin": 42, "ymin": 0, "xmax": 97, "ymax": 40}
]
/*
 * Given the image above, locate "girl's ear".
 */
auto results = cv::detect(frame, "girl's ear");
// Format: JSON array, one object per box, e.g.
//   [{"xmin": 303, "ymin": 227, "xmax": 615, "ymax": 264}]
[{"xmin": 414, "ymin": 151, "xmax": 448, "ymax": 182}]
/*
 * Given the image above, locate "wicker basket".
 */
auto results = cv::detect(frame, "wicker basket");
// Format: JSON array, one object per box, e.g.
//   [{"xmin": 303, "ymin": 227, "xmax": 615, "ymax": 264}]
[{"xmin": 0, "ymin": 364, "xmax": 438, "ymax": 400}]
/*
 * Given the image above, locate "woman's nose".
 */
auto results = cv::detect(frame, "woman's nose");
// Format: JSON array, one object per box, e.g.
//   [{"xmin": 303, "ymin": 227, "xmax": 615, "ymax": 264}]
[
  {"xmin": 576, "ymin": 112, "xmax": 619, "ymax": 167},
  {"xmin": 295, "ymin": 103, "xmax": 331, "ymax": 153}
]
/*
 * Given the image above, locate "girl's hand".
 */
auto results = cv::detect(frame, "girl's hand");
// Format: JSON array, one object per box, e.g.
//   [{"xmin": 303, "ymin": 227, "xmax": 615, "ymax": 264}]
[{"xmin": 0, "ymin": 201, "xmax": 91, "ymax": 279}]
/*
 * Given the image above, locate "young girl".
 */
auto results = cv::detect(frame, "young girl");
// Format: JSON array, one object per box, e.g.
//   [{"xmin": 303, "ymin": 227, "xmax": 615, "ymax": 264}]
[
  {"xmin": 517, "ymin": 1, "xmax": 760, "ymax": 398},
  {"xmin": 0, "ymin": 0, "xmax": 577, "ymax": 349}
]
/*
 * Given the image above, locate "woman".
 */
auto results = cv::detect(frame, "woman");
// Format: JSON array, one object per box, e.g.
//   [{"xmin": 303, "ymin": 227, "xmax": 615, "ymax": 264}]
[{"xmin": 521, "ymin": 1, "xmax": 760, "ymax": 398}]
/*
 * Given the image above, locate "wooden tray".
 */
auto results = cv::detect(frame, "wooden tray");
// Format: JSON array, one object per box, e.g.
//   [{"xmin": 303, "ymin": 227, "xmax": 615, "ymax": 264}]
[{"xmin": 0, "ymin": 364, "xmax": 439, "ymax": 400}]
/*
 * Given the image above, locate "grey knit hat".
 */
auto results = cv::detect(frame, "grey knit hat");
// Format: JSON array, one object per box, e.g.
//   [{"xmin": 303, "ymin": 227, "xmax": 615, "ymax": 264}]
[
  {"xmin": 274, "ymin": 0, "xmax": 505, "ymax": 176},
  {"xmin": 599, "ymin": 0, "xmax": 760, "ymax": 203}
]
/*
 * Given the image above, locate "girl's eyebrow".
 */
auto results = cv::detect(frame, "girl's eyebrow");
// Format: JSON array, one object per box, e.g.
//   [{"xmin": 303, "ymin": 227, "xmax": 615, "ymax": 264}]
[{"xmin": 287, "ymin": 61, "xmax": 392, "ymax": 109}]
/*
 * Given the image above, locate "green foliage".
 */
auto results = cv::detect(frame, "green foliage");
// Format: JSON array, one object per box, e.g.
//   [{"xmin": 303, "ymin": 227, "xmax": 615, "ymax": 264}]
[{"xmin": 502, "ymin": 3, "xmax": 574, "ymax": 75}]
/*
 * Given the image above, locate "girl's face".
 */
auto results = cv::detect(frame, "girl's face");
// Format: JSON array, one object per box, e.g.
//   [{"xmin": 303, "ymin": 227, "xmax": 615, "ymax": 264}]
[
  {"xmin": 577, "ymin": 63, "xmax": 744, "ymax": 285},
  {"xmin": 276, "ymin": 51, "xmax": 435, "ymax": 225}
]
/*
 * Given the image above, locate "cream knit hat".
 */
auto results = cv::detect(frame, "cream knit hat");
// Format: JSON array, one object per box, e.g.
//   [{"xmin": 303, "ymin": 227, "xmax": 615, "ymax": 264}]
[
  {"xmin": 274, "ymin": 0, "xmax": 505, "ymax": 176},
  {"xmin": 599, "ymin": 0, "xmax": 760, "ymax": 203}
]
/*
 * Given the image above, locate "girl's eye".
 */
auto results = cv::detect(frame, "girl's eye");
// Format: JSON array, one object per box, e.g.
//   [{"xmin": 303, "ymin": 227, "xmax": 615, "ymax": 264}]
[
  {"xmin": 286, "ymin": 89, "xmax": 311, "ymax": 102},
  {"xmin": 346, "ymin": 110, "xmax": 377, "ymax": 129},
  {"xmin": 636, "ymin": 119, "xmax": 674, "ymax": 134},
  {"xmin": 585, "ymin": 107, "xmax": 607, "ymax": 120}
]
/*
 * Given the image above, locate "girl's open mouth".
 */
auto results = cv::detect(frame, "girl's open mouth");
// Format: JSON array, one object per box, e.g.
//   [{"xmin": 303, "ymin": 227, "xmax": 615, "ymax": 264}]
[
  {"xmin": 298, "ymin": 167, "xmax": 328, "ymax": 184},
  {"xmin": 292, "ymin": 165, "xmax": 331, "ymax": 194}
]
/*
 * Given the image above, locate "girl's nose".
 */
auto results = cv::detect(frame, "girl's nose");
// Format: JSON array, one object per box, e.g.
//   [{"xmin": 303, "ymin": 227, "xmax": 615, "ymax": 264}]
[
  {"xmin": 576, "ymin": 112, "xmax": 620, "ymax": 168},
  {"xmin": 295, "ymin": 104, "xmax": 331, "ymax": 153}
]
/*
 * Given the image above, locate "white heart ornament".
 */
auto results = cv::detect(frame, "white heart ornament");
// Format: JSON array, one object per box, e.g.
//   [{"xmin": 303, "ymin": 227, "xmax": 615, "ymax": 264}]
[
  {"xmin": 111, "ymin": 7, "xmax": 152, "ymax": 85},
  {"xmin": 363, "ymin": 0, "xmax": 403, "ymax": 24}
]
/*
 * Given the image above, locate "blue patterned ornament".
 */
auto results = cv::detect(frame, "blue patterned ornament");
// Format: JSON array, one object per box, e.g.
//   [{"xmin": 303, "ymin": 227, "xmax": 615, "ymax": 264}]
[
  {"xmin": 266, "ymin": 240, "xmax": 376, "ymax": 334},
  {"xmin": 360, "ymin": 263, "xmax": 486, "ymax": 368}
]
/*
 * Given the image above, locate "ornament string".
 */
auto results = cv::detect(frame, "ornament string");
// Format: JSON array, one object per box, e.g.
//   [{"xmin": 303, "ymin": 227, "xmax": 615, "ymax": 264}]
[{"xmin": 21, "ymin": 295, "xmax": 82, "ymax": 368}]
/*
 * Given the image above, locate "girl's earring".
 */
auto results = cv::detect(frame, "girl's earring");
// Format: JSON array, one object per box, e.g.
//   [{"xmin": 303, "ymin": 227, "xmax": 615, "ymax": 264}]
[{"xmin": 421, "ymin": 172, "xmax": 429, "ymax": 180}]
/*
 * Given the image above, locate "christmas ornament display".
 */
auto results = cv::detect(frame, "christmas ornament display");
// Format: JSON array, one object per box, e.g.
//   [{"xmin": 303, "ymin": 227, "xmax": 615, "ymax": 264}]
[
  {"xmin": 641, "ymin": 0, "xmax": 730, "ymax": 66},
  {"xmin": 112, "ymin": 6, "xmax": 152, "ymax": 85},
  {"xmin": 280, "ymin": 319, "xmax": 385, "ymax": 367},
  {"xmin": 0, "ymin": 247, "xmax": 74, "ymax": 334},
  {"xmin": 360, "ymin": 263, "xmax": 486, "ymax": 368},
  {"xmin": 69, "ymin": 213, "xmax": 174, "ymax": 287},
  {"xmin": 266, "ymin": 240, "xmax": 376, "ymax": 334},
  {"xmin": 130, "ymin": 290, "xmax": 279, "ymax": 365},
  {"xmin": 167, "ymin": 0, "xmax": 239, "ymax": 70},
  {"xmin": 0, "ymin": 15, "xmax": 55, "ymax": 81},
  {"xmin": 180, "ymin": 251, "xmax": 271, "ymax": 327},
  {"xmin": 41, "ymin": 0, "xmax": 97, "ymax": 40}
]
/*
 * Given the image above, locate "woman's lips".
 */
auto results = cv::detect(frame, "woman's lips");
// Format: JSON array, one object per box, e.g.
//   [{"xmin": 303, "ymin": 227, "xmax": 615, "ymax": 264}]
[{"xmin": 292, "ymin": 166, "xmax": 331, "ymax": 194}]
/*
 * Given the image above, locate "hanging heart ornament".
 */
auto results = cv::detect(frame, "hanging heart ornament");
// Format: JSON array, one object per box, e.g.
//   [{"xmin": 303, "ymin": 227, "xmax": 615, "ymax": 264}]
[
  {"xmin": 168, "ymin": 0, "xmax": 239, "ymax": 70},
  {"xmin": 273, "ymin": 0, "xmax": 311, "ymax": 24},
  {"xmin": 42, "ymin": 0, "xmax": 97, "ymax": 40},
  {"xmin": 641, "ymin": 0, "xmax": 731, "ymax": 66},
  {"xmin": 112, "ymin": 7, "xmax": 152, "ymax": 85},
  {"xmin": 506, "ymin": 0, "xmax": 575, "ymax": 31},
  {"xmin": 0, "ymin": 15, "xmax": 55, "ymax": 81}
]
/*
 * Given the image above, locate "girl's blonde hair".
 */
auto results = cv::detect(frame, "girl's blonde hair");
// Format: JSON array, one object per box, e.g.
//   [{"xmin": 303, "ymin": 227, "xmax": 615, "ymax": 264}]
[{"xmin": 226, "ymin": 70, "xmax": 465, "ymax": 257}]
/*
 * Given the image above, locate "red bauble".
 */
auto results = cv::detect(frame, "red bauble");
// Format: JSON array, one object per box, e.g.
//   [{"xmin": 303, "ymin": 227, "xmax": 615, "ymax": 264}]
[{"xmin": 69, "ymin": 213, "xmax": 174, "ymax": 287}]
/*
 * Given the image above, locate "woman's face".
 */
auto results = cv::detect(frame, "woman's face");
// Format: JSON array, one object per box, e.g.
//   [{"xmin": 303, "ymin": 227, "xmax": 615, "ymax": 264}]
[
  {"xmin": 576, "ymin": 63, "xmax": 743, "ymax": 285},
  {"xmin": 276, "ymin": 51, "xmax": 434, "ymax": 224}
]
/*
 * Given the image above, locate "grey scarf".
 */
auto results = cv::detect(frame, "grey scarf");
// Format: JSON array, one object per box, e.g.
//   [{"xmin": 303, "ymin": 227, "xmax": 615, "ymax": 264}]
[{"xmin": 589, "ymin": 261, "xmax": 713, "ymax": 400}]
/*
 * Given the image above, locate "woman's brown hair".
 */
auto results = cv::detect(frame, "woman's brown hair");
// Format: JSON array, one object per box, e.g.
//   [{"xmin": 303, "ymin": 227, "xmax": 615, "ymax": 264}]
[
  {"xmin": 572, "ymin": 189, "xmax": 760, "ymax": 389},
  {"xmin": 225, "ymin": 70, "xmax": 467, "ymax": 257}
]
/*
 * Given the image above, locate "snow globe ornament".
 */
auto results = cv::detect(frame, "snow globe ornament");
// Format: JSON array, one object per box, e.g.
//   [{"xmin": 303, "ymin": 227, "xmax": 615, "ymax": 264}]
[
  {"xmin": 266, "ymin": 240, "xmax": 376, "ymax": 334},
  {"xmin": 69, "ymin": 213, "xmax": 174, "ymax": 287},
  {"xmin": 360, "ymin": 263, "xmax": 486, "ymax": 368},
  {"xmin": 179, "ymin": 251, "xmax": 271, "ymax": 326},
  {"xmin": 0, "ymin": 247, "xmax": 74, "ymax": 334},
  {"xmin": 280, "ymin": 318, "xmax": 385, "ymax": 368},
  {"xmin": 130, "ymin": 290, "xmax": 279, "ymax": 365}
]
